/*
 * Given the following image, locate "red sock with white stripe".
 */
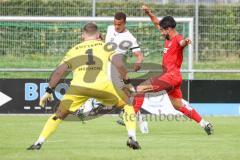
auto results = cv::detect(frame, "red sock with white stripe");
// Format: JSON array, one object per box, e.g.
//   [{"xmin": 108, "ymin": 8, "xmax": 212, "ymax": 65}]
[{"xmin": 177, "ymin": 105, "xmax": 202, "ymax": 123}]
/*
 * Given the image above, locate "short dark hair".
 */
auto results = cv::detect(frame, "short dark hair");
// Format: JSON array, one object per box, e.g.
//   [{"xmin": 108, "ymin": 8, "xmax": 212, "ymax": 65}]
[
  {"xmin": 83, "ymin": 22, "xmax": 98, "ymax": 35},
  {"xmin": 114, "ymin": 12, "xmax": 127, "ymax": 21},
  {"xmin": 159, "ymin": 16, "xmax": 176, "ymax": 29}
]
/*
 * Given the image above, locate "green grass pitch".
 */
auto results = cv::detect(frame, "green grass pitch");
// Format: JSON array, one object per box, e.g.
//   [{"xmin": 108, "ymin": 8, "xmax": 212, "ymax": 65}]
[{"xmin": 0, "ymin": 115, "xmax": 240, "ymax": 160}]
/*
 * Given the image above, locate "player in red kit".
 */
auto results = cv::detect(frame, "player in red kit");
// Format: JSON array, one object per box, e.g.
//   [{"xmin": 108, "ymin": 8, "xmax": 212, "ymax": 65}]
[{"xmin": 130, "ymin": 5, "xmax": 213, "ymax": 135}]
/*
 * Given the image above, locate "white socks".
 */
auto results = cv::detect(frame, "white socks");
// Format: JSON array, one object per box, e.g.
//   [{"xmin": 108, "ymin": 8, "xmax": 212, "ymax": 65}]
[
  {"xmin": 35, "ymin": 136, "xmax": 45, "ymax": 145},
  {"xmin": 137, "ymin": 112, "xmax": 149, "ymax": 134},
  {"xmin": 128, "ymin": 129, "xmax": 137, "ymax": 141},
  {"xmin": 199, "ymin": 119, "xmax": 209, "ymax": 128},
  {"xmin": 139, "ymin": 120, "xmax": 149, "ymax": 134}
]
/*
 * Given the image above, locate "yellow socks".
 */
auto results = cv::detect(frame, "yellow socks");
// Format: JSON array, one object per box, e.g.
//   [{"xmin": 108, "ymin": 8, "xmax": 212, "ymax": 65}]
[
  {"xmin": 123, "ymin": 105, "xmax": 137, "ymax": 141},
  {"xmin": 35, "ymin": 114, "xmax": 62, "ymax": 144}
]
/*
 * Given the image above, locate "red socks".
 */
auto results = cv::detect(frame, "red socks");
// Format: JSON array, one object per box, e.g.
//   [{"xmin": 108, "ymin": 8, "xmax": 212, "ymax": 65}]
[
  {"xmin": 133, "ymin": 94, "xmax": 145, "ymax": 113},
  {"xmin": 133, "ymin": 94, "xmax": 202, "ymax": 124},
  {"xmin": 178, "ymin": 105, "xmax": 202, "ymax": 123}
]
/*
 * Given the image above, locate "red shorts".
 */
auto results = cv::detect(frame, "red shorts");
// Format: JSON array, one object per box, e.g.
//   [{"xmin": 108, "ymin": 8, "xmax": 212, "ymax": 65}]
[{"xmin": 150, "ymin": 72, "xmax": 182, "ymax": 98}]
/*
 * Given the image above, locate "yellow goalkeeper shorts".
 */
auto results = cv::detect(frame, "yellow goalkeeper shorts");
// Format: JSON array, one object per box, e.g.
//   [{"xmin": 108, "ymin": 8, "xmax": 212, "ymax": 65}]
[{"xmin": 59, "ymin": 81, "xmax": 129, "ymax": 112}]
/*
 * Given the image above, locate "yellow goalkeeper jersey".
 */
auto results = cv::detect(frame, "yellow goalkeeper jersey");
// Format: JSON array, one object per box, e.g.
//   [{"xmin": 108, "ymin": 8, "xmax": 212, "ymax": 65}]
[{"xmin": 60, "ymin": 40, "xmax": 113, "ymax": 87}]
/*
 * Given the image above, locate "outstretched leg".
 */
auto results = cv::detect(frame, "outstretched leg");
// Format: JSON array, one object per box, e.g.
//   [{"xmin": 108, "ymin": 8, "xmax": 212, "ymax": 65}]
[
  {"xmin": 131, "ymin": 79, "xmax": 172, "ymax": 133},
  {"xmin": 170, "ymin": 97, "xmax": 214, "ymax": 135},
  {"xmin": 27, "ymin": 106, "xmax": 70, "ymax": 150}
]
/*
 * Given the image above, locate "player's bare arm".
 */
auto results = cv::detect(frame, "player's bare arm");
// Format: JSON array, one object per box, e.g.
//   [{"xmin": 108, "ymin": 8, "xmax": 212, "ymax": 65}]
[
  {"xmin": 48, "ymin": 63, "xmax": 69, "ymax": 89},
  {"xmin": 39, "ymin": 63, "xmax": 68, "ymax": 107},
  {"xmin": 142, "ymin": 5, "xmax": 160, "ymax": 30},
  {"xmin": 133, "ymin": 51, "xmax": 144, "ymax": 71},
  {"xmin": 110, "ymin": 53, "xmax": 137, "ymax": 96},
  {"xmin": 180, "ymin": 38, "xmax": 191, "ymax": 48},
  {"xmin": 110, "ymin": 54, "xmax": 129, "ymax": 80}
]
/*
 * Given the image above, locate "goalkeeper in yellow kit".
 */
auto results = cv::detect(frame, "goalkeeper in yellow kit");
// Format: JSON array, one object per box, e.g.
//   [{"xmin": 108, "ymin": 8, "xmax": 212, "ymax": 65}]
[{"xmin": 27, "ymin": 22, "xmax": 141, "ymax": 150}]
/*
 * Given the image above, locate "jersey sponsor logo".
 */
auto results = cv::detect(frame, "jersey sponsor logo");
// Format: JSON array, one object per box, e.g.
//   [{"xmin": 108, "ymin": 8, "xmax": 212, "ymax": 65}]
[
  {"xmin": 168, "ymin": 42, "xmax": 172, "ymax": 47},
  {"xmin": 104, "ymin": 40, "xmax": 133, "ymax": 52},
  {"xmin": 163, "ymin": 48, "xmax": 169, "ymax": 54},
  {"xmin": 75, "ymin": 42, "xmax": 103, "ymax": 49},
  {"xmin": 119, "ymin": 40, "xmax": 132, "ymax": 50},
  {"xmin": 78, "ymin": 66, "xmax": 102, "ymax": 71}
]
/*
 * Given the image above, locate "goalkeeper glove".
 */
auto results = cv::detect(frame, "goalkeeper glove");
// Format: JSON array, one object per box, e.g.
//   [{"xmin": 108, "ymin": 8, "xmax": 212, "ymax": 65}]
[{"xmin": 39, "ymin": 87, "xmax": 54, "ymax": 107}]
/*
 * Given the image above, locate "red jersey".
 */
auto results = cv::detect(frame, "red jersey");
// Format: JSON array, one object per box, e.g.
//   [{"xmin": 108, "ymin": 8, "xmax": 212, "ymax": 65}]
[{"xmin": 162, "ymin": 34, "xmax": 184, "ymax": 74}]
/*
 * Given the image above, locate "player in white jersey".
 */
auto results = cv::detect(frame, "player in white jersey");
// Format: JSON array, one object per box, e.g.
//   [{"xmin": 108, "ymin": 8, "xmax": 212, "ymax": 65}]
[
  {"xmin": 105, "ymin": 12, "xmax": 143, "ymax": 88},
  {"xmin": 80, "ymin": 12, "xmax": 148, "ymax": 133},
  {"xmin": 106, "ymin": 12, "xmax": 148, "ymax": 134},
  {"xmin": 105, "ymin": 21, "xmax": 141, "ymax": 60}
]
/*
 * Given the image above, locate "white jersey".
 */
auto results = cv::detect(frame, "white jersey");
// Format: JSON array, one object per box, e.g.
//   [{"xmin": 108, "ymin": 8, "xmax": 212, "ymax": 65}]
[
  {"xmin": 105, "ymin": 25, "xmax": 141, "ymax": 87},
  {"xmin": 105, "ymin": 25, "xmax": 141, "ymax": 54}
]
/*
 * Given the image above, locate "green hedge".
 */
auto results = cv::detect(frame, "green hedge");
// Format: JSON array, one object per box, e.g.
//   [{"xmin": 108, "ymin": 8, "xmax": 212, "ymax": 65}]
[
  {"xmin": 0, "ymin": 1, "xmax": 195, "ymax": 17},
  {"xmin": 0, "ymin": 0, "xmax": 92, "ymax": 16}
]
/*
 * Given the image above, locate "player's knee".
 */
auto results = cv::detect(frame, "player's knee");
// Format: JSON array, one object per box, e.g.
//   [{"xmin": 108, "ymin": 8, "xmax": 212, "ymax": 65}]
[
  {"xmin": 136, "ymin": 81, "xmax": 153, "ymax": 93},
  {"xmin": 54, "ymin": 113, "xmax": 64, "ymax": 120},
  {"xmin": 58, "ymin": 113, "xmax": 69, "ymax": 120},
  {"xmin": 173, "ymin": 104, "xmax": 181, "ymax": 110},
  {"xmin": 55, "ymin": 107, "xmax": 70, "ymax": 120},
  {"xmin": 170, "ymin": 97, "xmax": 183, "ymax": 110},
  {"xmin": 136, "ymin": 86, "xmax": 144, "ymax": 93}
]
